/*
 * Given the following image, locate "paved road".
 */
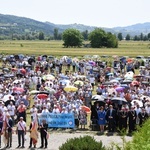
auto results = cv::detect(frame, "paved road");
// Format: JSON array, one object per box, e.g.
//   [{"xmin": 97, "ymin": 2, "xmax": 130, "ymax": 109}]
[{"xmin": 0, "ymin": 131, "xmax": 132, "ymax": 150}]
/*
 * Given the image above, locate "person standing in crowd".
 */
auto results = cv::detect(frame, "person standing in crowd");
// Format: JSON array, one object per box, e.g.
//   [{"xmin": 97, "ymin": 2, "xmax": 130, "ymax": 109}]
[
  {"xmin": 28, "ymin": 120, "xmax": 37, "ymax": 149},
  {"xmin": 97, "ymin": 106, "xmax": 106, "ymax": 133},
  {"xmin": 72, "ymin": 106, "xmax": 79, "ymax": 129},
  {"xmin": 30, "ymin": 105, "xmax": 38, "ymax": 121},
  {"xmin": 106, "ymin": 105, "xmax": 116, "ymax": 133},
  {"xmin": 118, "ymin": 107, "xmax": 128, "ymax": 132},
  {"xmin": 16, "ymin": 117, "xmax": 26, "ymax": 148},
  {"xmin": 89, "ymin": 74, "xmax": 95, "ymax": 90},
  {"xmin": 6, "ymin": 114, "xmax": 13, "ymax": 148},
  {"xmin": 7, "ymin": 101, "xmax": 16, "ymax": 126},
  {"xmin": 17, "ymin": 101, "xmax": 27, "ymax": 122},
  {"xmin": 135, "ymin": 104, "xmax": 141, "ymax": 125},
  {"xmin": 39, "ymin": 120, "xmax": 48, "ymax": 149},
  {"xmin": 128, "ymin": 106, "xmax": 137, "ymax": 134},
  {"xmin": 79, "ymin": 109, "xmax": 87, "ymax": 129},
  {"xmin": 138, "ymin": 108, "xmax": 149, "ymax": 126},
  {"xmin": 0, "ymin": 110, "xmax": 3, "ymax": 148}
]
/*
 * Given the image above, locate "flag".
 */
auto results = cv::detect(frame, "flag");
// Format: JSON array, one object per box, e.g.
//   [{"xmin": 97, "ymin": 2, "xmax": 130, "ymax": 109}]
[{"xmin": 30, "ymin": 117, "xmax": 38, "ymax": 145}]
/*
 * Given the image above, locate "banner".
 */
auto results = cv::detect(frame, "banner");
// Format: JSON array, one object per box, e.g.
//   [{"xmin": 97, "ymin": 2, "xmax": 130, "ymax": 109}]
[{"xmin": 38, "ymin": 113, "xmax": 75, "ymax": 128}]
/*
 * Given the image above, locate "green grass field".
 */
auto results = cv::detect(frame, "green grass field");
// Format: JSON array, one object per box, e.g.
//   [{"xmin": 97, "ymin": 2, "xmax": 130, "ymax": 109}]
[{"xmin": 0, "ymin": 40, "xmax": 150, "ymax": 57}]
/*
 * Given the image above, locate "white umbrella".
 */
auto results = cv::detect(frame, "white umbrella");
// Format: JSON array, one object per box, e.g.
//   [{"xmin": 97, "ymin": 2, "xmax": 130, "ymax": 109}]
[
  {"xmin": 110, "ymin": 79, "xmax": 119, "ymax": 83},
  {"xmin": 131, "ymin": 100, "xmax": 143, "ymax": 107},
  {"xmin": 111, "ymin": 97, "xmax": 127, "ymax": 104},
  {"xmin": 91, "ymin": 95, "xmax": 105, "ymax": 101},
  {"xmin": 13, "ymin": 79, "xmax": 22, "ymax": 84},
  {"xmin": 3, "ymin": 95, "xmax": 15, "ymax": 102},
  {"xmin": 124, "ymin": 71, "xmax": 134, "ymax": 79}
]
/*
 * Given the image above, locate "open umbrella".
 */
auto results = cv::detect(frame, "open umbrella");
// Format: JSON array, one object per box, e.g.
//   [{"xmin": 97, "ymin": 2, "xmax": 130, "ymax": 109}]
[
  {"xmin": 80, "ymin": 105, "xmax": 91, "ymax": 113},
  {"xmin": 115, "ymin": 86, "xmax": 125, "ymax": 92},
  {"xmin": 121, "ymin": 80, "xmax": 132, "ymax": 84},
  {"xmin": 11, "ymin": 68, "xmax": 18, "ymax": 72},
  {"xmin": 91, "ymin": 95, "xmax": 105, "ymax": 101},
  {"xmin": 4, "ymin": 74, "xmax": 14, "ymax": 78},
  {"xmin": 4, "ymin": 100, "xmax": 15, "ymax": 106},
  {"xmin": 59, "ymin": 74, "xmax": 70, "ymax": 79},
  {"xmin": 29, "ymin": 90, "xmax": 40, "ymax": 95},
  {"xmin": 107, "ymin": 73, "xmax": 113, "ymax": 76},
  {"xmin": 110, "ymin": 79, "xmax": 119, "ymax": 83},
  {"xmin": 3, "ymin": 95, "xmax": 15, "ymax": 102},
  {"xmin": 111, "ymin": 97, "xmax": 127, "ymax": 104},
  {"xmin": 124, "ymin": 71, "xmax": 134, "ymax": 79},
  {"xmin": 13, "ymin": 87, "xmax": 24, "ymax": 93},
  {"xmin": 38, "ymin": 91, "xmax": 49, "ymax": 95},
  {"xmin": 3, "ymin": 68, "xmax": 10, "ymax": 72},
  {"xmin": 13, "ymin": 79, "xmax": 22, "ymax": 84},
  {"xmin": 42, "ymin": 74, "xmax": 55, "ymax": 80},
  {"xmin": 64, "ymin": 85, "xmax": 78, "ymax": 92},
  {"xmin": 142, "ymin": 81, "xmax": 149, "ymax": 85},
  {"xmin": 131, "ymin": 80, "xmax": 140, "ymax": 86},
  {"xmin": 74, "ymin": 80, "xmax": 84, "ymax": 86},
  {"xmin": 44, "ymin": 87, "xmax": 56, "ymax": 94},
  {"xmin": 20, "ymin": 68, "xmax": 26, "ymax": 74},
  {"xmin": 131, "ymin": 100, "xmax": 143, "ymax": 107},
  {"xmin": 59, "ymin": 79, "xmax": 70, "ymax": 86},
  {"xmin": 133, "ymin": 75, "xmax": 144, "ymax": 78},
  {"xmin": 37, "ymin": 94, "xmax": 48, "ymax": 99}
]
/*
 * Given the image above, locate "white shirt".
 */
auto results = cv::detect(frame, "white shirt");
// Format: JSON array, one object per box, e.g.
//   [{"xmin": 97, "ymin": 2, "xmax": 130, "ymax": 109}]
[
  {"xmin": 89, "ymin": 77, "xmax": 95, "ymax": 84},
  {"xmin": 7, "ymin": 105, "xmax": 16, "ymax": 116},
  {"xmin": 52, "ymin": 108, "xmax": 60, "ymax": 114},
  {"xmin": 30, "ymin": 107, "xmax": 38, "ymax": 117},
  {"xmin": 17, "ymin": 121, "xmax": 26, "ymax": 131},
  {"xmin": 41, "ymin": 108, "xmax": 49, "ymax": 114},
  {"xmin": 145, "ymin": 106, "xmax": 150, "ymax": 115}
]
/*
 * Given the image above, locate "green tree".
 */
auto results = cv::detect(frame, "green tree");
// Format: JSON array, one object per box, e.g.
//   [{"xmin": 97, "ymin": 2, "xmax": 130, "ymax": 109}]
[
  {"xmin": 140, "ymin": 33, "xmax": 143, "ymax": 40},
  {"xmin": 62, "ymin": 28, "xmax": 83, "ymax": 47},
  {"xmin": 117, "ymin": 32, "xmax": 123, "ymax": 41},
  {"xmin": 147, "ymin": 33, "xmax": 150, "ymax": 40},
  {"xmin": 82, "ymin": 30, "xmax": 88, "ymax": 40},
  {"xmin": 54, "ymin": 28, "xmax": 58, "ymax": 40},
  {"xmin": 88, "ymin": 28, "xmax": 107, "ymax": 48},
  {"xmin": 126, "ymin": 34, "xmax": 130, "ymax": 41},
  {"xmin": 106, "ymin": 32, "xmax": 118, "ymax": 48},
  {"xmin": 88, "ymin": 28, "xmax": 118, "ymax": 48},
  {"xmin": 57, "ymin": 33, "xmax": 62, "ymax": 40},
  {"xmin": 134, "ymin": 35, "xmax": 138, "ymax": 41},
  {"xmin": 38, "ymin": 32, "xmax": 44, "ymax": 40},
  {"xmin": 143, "ymin": 35, "xmax": 148, "ymax": 41}
]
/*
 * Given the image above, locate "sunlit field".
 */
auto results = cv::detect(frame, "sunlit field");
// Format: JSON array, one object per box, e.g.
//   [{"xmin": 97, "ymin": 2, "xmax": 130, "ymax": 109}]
[{"xmin": 0, "ymin": 40, "xmax": 149, "ymax": 57}]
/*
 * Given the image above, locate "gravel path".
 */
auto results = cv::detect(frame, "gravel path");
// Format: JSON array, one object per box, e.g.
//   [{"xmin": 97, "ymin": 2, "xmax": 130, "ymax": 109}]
[{"xmin": 0, "ymin": 130, "xmax": 132, "ymax": 150}]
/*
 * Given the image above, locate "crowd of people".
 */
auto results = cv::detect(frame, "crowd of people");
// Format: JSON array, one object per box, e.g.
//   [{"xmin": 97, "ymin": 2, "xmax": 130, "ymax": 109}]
[{"xmin": 0, "ymin": 54, "xmax": 149, "ymax": 148}]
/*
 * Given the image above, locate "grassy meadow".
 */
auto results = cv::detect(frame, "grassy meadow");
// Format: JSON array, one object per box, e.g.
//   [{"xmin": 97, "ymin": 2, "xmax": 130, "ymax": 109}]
[{"xmin": 0, "ymin": 40, "xmax": 150, "ymax": 57}]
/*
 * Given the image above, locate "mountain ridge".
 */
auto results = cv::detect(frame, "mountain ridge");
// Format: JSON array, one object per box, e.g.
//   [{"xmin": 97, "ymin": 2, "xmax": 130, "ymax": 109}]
[{"xmin": 0, "ymin": 13, "xmax": 150, "ymax": 37}]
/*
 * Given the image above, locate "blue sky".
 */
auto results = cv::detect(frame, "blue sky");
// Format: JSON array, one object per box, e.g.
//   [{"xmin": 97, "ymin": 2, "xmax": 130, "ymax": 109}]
[{"xmin": 0, "ymin": 0, "xmax": 150, "ymax": 28}]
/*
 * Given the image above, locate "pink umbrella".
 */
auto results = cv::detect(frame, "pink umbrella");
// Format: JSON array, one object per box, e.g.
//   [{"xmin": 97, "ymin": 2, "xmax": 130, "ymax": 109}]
[
  {"xmin": 20, "ymin": 68, "xmax": 26, "ymax": 74},
  {"xmin": 131, "ymin": 81, "xmax": 139, "ymax": 86},
  {"xmin": 13, "ymin": 87, "xmax": 24, "ymax": 93},
  {"xmin": 115, "ymin": 86, "xmax": 125, "ymax": 92},
  {"xmin": 88, "ymin": 61, "xmax": 96, "ymax": 66}
]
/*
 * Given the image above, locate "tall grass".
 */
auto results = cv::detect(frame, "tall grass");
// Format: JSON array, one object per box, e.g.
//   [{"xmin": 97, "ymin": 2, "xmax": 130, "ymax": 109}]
[{"xmin": 0, "ymin": 40, "xmax": 149, "ymax": 57}]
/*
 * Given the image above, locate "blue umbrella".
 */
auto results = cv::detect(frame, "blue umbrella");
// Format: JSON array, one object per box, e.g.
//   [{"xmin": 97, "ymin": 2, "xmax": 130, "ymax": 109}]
[
  {"xmin": 20, "ymin": 98, "xmax": 29, "ymax": 107},
  {"xmin": 59, "ymin": 74, "xmax": 70, "ymax": 79},
  {"xmin": 107, "ymin": 73, "xmax": 113, "ymax": 76},
  {"xmin": 59, "ymin": 79, "xmax": 70, "ymax": 86}
]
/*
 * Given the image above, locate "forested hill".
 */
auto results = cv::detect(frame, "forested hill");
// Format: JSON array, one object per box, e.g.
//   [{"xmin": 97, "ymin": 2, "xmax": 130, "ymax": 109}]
[
  {"xmin": 0, "ymin": 14, "xmax": 56, "ymax": 36},
  {"xmin": 0, "ymin": 13, "xmax": 150, "ymax": 38}
]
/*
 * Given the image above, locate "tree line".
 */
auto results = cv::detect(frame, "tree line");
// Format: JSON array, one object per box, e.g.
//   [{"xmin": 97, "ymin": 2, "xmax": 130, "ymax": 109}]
[{"xmin": 118, "ymin": 32, "xmax": 150, "ymax": 41}]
